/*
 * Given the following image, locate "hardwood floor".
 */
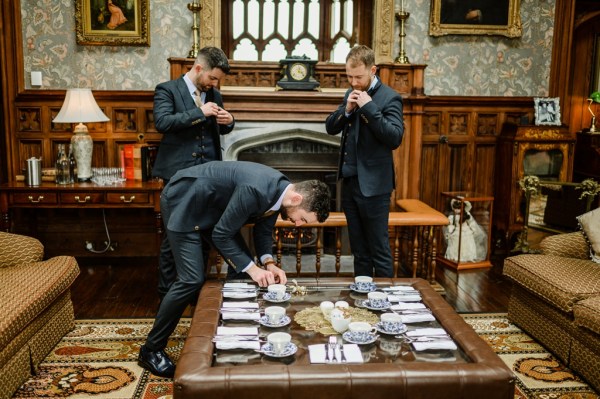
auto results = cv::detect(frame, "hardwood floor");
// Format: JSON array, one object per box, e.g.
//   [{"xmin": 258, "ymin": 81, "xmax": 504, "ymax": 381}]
[{"xmin": 70, "ymin": 253, "xmax": 514, "ymax": 319}]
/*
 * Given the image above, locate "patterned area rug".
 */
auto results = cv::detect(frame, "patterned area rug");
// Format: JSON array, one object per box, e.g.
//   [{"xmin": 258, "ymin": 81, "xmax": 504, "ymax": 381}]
[
  {"xmin": 462, "ymin": 313, "xmax": 599, "ymax": 399},
  {"xmin": 11, "ymin": 315, "xmax": 599, "ymax": 398}
]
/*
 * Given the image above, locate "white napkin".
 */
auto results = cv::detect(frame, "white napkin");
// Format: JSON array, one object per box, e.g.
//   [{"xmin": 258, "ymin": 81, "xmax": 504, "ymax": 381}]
[
  {"xmin": 221, "ymin": 312, "xmax": 261, "ymax": 321},
  {"xmin": 387, "ymin": 294, "xmax": 422, "ymax": 302},
  {"xmin": 223, "ymin": 291, "xmax": 257, "ymax": 299},
  {"xmin": 216, "ymin": 326, "xmax": 258, "ymax": 336},
  {"xmin": 406, "ymin": 328, "xmax": 447, "ymax": 337},
  {"xmin": 215, "ymin": 340, "xmax": 261, "ymax": 350},
  {"xmin": 308, "ymin": 344, "xmax": 364, "ymax": 363},
  {"xmin": 390, "ymin": 302, "xmax": 426, "ymax": 310},
  {"xmin": 222, "ymin": 301, "xmax": 259, "ymax": 309},
  {"xmin": 224, "ymin": 282, "xmax": 256, "ymax": 289},
  {"xmin": 412, "ymin": 340, "xmax": 457, "ymax": 351},
  {"xmin": 399, "ymin": 313, "xmax": 435, "ymax": 323}
]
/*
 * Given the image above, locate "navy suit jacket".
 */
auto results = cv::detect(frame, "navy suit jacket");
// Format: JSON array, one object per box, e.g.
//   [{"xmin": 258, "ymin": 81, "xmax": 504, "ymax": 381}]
[
  {"xmin": 325, "ymin": 79, "xmax": 404, "ymax": 197},
  {"xmin": 161, "ymin": 161, "xmax": 290, "ymax": 271},
  {"xmin": 152, "ymin": 76, "xmax": 235, "ymax": 180}
]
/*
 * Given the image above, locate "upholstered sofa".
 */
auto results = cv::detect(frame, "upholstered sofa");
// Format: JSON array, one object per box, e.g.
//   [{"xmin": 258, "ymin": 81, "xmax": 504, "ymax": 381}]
[
  {"xmin": 0, "ymin": 232, "xmax": 80, "ymax": 399},
  {"xmin": 503, "ymin": 230, "xmax": 600, "ymax": 392}
]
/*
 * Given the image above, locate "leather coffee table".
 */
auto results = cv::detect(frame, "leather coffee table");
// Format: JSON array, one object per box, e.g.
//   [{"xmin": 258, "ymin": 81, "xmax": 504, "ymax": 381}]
[{"xmin": 174, "ymin": 278, "xmax": 514, "ymax": 398}]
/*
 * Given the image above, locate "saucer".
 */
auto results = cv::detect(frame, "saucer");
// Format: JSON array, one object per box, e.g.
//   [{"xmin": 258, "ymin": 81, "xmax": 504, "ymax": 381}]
[
  {"xmin": 363, "ymin": 300, "xmax": 392, "ymax": 311},
  {"xmin": 342, "ymin": 331, "xmax": 378, "ymax": 345},
  {"xmin": 375, "ymin": 321, "xmax": 408, "ymax": 335},
  {"xmin": 262, "ymin": 292, "xmax": 292, "ymax": 303},
  {"xmin": 259, "ymin": 315, "xmax": 291, "ymax": 328},
  {"xmin": 349, "ymin": 283, "xmax": 377, "ymax": 293},
  {"xmin": 259, "ymin": 342, "xmax": 297, "ymax": 357}
]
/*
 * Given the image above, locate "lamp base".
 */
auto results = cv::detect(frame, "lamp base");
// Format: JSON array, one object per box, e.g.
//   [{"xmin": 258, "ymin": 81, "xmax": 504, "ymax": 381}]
[{"xmin": 71, "ymin": 123, "xmax": 93, "ymax": 181}]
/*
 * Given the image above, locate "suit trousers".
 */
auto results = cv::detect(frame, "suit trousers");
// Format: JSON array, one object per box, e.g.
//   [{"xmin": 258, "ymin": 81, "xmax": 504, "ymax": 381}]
[{"xmin": 342, "ymin": 176, "xmax": 393, "ymax": 277}]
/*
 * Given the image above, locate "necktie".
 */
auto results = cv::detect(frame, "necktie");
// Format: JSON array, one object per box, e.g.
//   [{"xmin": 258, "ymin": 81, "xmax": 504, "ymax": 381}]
[{"xmin": 193, "ymin": 90, "xmax": 203, "ymax": 108}]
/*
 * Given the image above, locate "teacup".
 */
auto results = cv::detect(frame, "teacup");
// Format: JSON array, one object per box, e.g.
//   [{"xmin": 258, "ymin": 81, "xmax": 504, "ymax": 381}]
[
  {"xmin": 320, "ymin": 301, "xmax": 334, "ymax": 319},
  {"xmin": 267, "ymin": 332, "xmax": 291, "ymax": 355},
  {"xmin": 267, "ymin": 284, "xmax": 287, "ymax": 300},
  {"xmin": 348, "ymin": 321, "xmax": 376, "ymax": 334},
  {"xmin": 354, "ymin": 276, "xmax": 374, "ymax": 291},
  {"xmin": 380, "ymin": 312, "xmax": 404, "ymax": 332},
  {"xmin": 265, "ymin": 306, "xmax": 286, "ymax": 324},
  {"xmin": 367, "ymin": 291, "xmax": 388, "ymax": 308}
]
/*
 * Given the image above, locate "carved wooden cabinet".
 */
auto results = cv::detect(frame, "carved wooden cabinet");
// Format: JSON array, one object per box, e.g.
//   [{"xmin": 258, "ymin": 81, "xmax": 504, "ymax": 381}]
[{"xmin": 493, "ymin": 124, "xmax": 575, "ymax": 248}]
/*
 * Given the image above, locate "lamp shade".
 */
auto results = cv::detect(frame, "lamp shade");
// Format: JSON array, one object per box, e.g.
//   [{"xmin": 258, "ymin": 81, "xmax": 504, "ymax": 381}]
[
  {"xmin": 590, "ymin": 91, "xmax": 600, "ymax": 104},
  {"xmin": 53, "ymin": 88, "xmax": 109, "ymax": 123}
]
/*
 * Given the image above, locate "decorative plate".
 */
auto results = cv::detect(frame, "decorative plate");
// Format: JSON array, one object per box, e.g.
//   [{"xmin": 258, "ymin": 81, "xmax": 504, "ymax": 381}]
[
  {"xmin": 262, "ymin": 292, "xmax": 292, "ymax": 303},
  {"xmin": 342, "ymin": 331, "xmax": 378, "ymax": 345},
  {"xmin": 259, "ymin": 342, "xmax": 298, "ymax": 357},
  {"xmin": 349, "ymin": 283, "xmax": 377, "ymax": 293},
  {"xmin": 259, "ymin": 315, "xmax": 291, "ymax": 328},
  {"xmin": 375, "ymin": 321, "xmax": 408, "ymax": 335},
  {"xmin": 362, "ymin": 300, "xmax": 392, "ymax": 311}
]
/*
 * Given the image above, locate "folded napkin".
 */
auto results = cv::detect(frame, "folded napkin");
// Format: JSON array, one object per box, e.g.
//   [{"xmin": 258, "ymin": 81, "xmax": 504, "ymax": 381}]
[
  {"xmin": 215, "ymin": 339, "xmax": 261, "ymax": 350},
  {"xmin": 223, "ymin": 291, "xmax": 257, "ymax": 299},
  {"xmin": 399, "ymin": 313, "xmax": 435, "ymax": 323},
  {"xmin": 224, "ymin": 282, "xmax": 256, "ymax": 289},
  {"xmin": 308, "ymin": 344, "xmax": 363, "ymax": 363},
  {"xmin": 222, "ymin": 301, "xmax": 259, "ymax": 309},
  {"xmin": 387, "ymin": 294, "xmax": 422, "ymax": 302},
  {"xmin": 406, "ymin": 328, "xmax": 447, "ymax": 337},
  {"xmin": 390, "ymin": 302, "xmax": 426, "ymax": 310},
  {"xmin": 412, "ymin": 340, "xmax": 457, "ymax": 351},
  {"xmin": 216, "ymin": 326, "xmax": 258, "ymax": 336},
  {"xmin": 221, "ymin": 312, "xmax": 261, "ymax": 321}
]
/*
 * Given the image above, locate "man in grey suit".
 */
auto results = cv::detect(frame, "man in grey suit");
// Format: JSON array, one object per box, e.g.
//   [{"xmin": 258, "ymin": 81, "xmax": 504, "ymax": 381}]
[
  {"xmin": 138, "ymin": 161, "xmax": 331, "ymax": 377},
  {"xmin": 326, "ymin": 45, "xmax": 404, "ymax": 278},
  {"xmin": 153, "ymin": 47, "xmax": 235, "ymax": 299}
]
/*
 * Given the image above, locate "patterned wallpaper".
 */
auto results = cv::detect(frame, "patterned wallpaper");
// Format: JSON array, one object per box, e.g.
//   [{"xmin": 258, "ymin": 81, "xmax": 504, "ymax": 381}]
[{"xmin": 21, "ymin": 0, "xmax": 554, "ymax": 96}]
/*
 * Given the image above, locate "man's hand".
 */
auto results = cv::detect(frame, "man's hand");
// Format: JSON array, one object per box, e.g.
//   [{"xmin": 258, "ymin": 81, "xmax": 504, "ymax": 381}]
[
  {"xmin": 266, "ymin": 263, "xmax": 287, "ymax": 285},
  {"xmin": 246, "ymin": 264, "xmax": 276, "ymax": 287},
  {"xmin": 345, "ymin": 90, "xmax": 361, "ymax": 113},
  {"xmin": 200, "ymin": 101, "xmax": 221, "ymax": 117},
  {"xmin": 216, "ymin": 108, "xmax": 234, "ymax": 125}
]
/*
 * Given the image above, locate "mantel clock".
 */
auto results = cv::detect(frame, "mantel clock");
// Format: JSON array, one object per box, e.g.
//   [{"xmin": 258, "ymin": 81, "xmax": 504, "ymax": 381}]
[{"xmin": 276, "ymin": 56, "xmax": 320, "ymax": 91}]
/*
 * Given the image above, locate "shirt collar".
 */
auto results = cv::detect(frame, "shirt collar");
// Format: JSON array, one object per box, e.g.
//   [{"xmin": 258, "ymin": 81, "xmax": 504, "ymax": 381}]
[
  {"xmin": 183, "ymin": 75, "xmax": 206, "ymax": 102},
  {"xmin": 269, "ymin": 184, "xmax": 292, "ymax": 211}
]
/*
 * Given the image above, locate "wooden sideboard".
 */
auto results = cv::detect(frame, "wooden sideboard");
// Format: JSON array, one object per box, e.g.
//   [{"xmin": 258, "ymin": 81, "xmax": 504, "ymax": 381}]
[{"xmin": 0, "ymin": 180, "xmax": 163, "ymax": 257}]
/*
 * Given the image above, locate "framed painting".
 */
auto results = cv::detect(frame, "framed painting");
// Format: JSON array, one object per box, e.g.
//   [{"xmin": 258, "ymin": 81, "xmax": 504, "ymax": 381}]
[
  {"xmin": 534, "ymin": 98, "xmax": 561, "ymax": 126},
  {"xmin": 429, "ymin": 0, "xmax": 522, "ymax": 38},
  {"xmin": 75, "ymin": 0, "xmax": 150, "ymax": 46}
]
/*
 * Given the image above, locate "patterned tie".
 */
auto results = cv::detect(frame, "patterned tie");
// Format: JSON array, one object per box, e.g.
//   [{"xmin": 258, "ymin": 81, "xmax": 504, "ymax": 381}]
[{"xmin": 193, "ymin": 89, "xmax": 203, "ymax": 108}]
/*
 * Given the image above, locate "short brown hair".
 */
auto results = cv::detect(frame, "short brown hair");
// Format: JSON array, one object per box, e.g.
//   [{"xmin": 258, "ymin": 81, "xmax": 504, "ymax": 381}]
[
  {"xmin": 195, "ymin": 47, "xmax": 231, "ymax": 74},
  {"xmin": 294, "ymin": 180, "xmax": 331, "ymax": 223},
  {"xmin": 346, "ymin": 45, "xmax": 375, "ymax": 69}
]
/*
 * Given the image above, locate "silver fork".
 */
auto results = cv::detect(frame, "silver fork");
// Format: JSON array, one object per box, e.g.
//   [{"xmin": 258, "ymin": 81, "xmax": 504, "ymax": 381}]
[{"xmin": 329, "ymin": 336, "xmax": 338, "ymax": 362}]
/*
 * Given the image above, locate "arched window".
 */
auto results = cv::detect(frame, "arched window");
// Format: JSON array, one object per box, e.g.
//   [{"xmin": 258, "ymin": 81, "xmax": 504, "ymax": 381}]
[{"xmin": 221, "ymin": 0, "xmax": 373, "ymax": 62}]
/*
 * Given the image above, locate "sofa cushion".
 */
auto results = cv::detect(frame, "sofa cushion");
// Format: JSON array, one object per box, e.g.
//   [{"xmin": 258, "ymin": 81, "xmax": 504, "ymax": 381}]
[
  {"xmin": 504, "ymin": 254, "xmax": 600, "ymax": 313},
  {"xmin": 0, "ymin": 256, "xmax": 79, "ymax": 350},
  {"xmin": 0, "ymin": 232, "xmax": 44, "ymax": 267},
  {"xmin": 577, "ymin": 207, "xmax": 600, "ymax": 263},
  {"xmin": 540, "ymin": 231, "xmax": 590, "ymax": 260},
  {"xmin": 574, "ymin": 296, "xmax": 600, "ymax": 335}
]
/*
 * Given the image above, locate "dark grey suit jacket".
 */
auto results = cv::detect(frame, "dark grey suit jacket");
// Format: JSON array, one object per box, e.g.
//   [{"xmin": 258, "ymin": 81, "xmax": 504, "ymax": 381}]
[
  {"xmin": 325, "ymin": 78, "xmax": 404, "ymax": 197},
  {"xmin": 161, "ymin": 161, "xmax": 290, "ymax": 271},
  {"xmin": 152, "ymin": 76, "xmax": 235, "ymax": 180}
]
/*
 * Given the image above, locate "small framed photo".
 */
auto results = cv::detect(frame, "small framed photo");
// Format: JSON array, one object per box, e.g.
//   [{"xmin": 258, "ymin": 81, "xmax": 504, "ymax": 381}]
[
  {"xmin": 75, "ymin": 0, "xmax": 150, "ymax": 46},
  {"xmin": 534, "ymin": 97, "xmax": 561, "ymax": 126}
]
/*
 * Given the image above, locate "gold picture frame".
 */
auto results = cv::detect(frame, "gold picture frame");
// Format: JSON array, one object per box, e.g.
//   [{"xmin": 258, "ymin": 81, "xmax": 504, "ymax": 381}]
[
  {"xmin": 75, "ymin": 0, "xmax": 150, "ymax": 46},
  {"xmin": 429, "ymin": 0, "xmax": 522, "ymax": 38}
]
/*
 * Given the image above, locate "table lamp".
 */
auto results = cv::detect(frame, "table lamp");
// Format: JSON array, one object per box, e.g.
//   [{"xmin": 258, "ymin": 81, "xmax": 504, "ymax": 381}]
[
  {"xmin": 587, "ymin": 91, "xmax": 600, "ymax": 134},
  {"xmin": 52, "ymin": 88, "xmax": 109, "ymax": 181}
]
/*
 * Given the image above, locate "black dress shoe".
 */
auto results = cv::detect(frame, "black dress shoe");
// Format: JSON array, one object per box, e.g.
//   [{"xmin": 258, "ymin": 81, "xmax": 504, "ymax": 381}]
[{"xmin": 138, "ymin": 345, "xmax": 175, "ymax": 378}]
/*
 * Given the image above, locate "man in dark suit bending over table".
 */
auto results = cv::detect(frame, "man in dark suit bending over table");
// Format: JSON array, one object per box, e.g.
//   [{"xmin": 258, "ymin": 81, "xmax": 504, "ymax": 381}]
[{"xmin": 138, "ymin": 161, "xmax": 331, "ymax": 377}]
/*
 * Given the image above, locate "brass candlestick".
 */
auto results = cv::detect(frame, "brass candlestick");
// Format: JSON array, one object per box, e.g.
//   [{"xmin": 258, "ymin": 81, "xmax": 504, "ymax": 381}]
[
  {"xmin": 395, "ymin": 10, "xmax": 410, "ymax": 64},
  {"xmin": 187, "ymin": 0, "xmax": 202, "ymax": 58}
]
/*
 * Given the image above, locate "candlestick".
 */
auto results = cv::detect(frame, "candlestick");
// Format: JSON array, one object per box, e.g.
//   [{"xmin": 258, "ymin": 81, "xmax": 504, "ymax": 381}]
[
  {"xmin": 187, "ymin": 0, "xmax": 202, "ymax": 58},
  {"xmin": 395, "ymin": 10, "xmax": 410, "ymax": 64}
]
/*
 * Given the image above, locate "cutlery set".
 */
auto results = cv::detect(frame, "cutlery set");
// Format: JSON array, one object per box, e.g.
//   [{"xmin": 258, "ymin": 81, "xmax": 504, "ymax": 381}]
[{"xmin": 324, "ymin": 336, "xmax": 347, "ymax": 362}]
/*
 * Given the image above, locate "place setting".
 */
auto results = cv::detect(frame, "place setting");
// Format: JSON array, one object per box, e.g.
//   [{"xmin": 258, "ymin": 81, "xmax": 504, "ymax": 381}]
[
  {"xmin": 257, "ymin": 332, "xmax": 298, "ymax": 358},
  {"xmin": 220, "ymin": 300, "xmax": 263, "ymax": 321},
  {"xmin": 397, "ymin": 328, "xmax": 458, "ymax": 351},
  {"xmin": 308, "ymin": 335, "xmax": 364, "ymax": 363},
  {"xmin": 349, "ymin": 275, "xmax": 378, "ymax": 293},
  {"xmin": 221, "ymin": 282, "xmax": 259, "ymax": 299},
  {"xmin": 262, "ymin": 283, "xmax": 292, "ymax": 303},
  {"xmin": 259, "ymin": 306, "xmax": 292, "ymax": 328}
]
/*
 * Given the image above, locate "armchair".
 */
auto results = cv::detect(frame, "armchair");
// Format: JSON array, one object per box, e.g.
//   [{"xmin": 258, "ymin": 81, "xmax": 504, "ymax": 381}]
[{"xmin": 0, "ymin": 232, "xmax": 80, "ymax": 399}]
